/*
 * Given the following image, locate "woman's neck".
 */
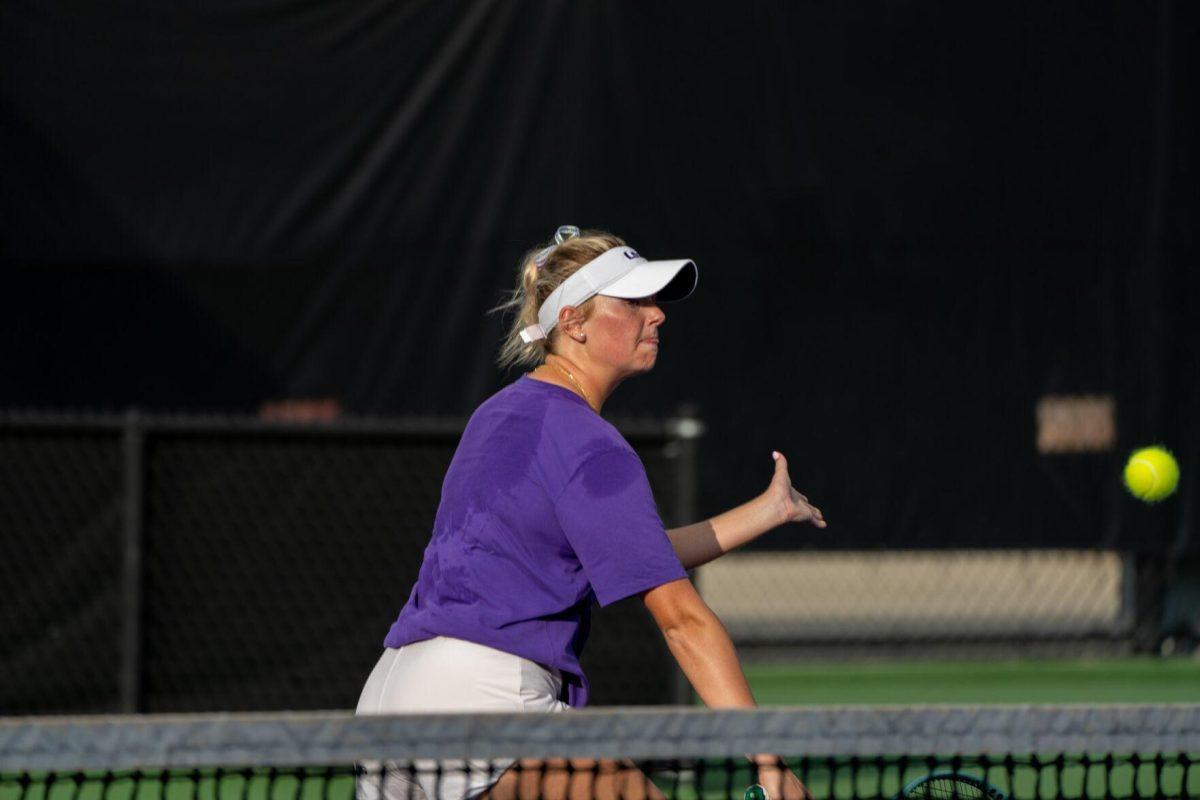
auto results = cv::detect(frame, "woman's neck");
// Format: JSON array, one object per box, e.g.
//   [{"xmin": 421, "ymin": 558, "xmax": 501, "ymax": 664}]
[{"xmin": 532, "ymin": 353, "xmax": 620, "ymax": 413}]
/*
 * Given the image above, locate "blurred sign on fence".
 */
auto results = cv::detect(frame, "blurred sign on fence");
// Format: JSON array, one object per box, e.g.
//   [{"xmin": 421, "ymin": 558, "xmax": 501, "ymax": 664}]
[
  {"xmin": 700, "ymin": 549, "xmax": 1133, "ymax": 658},
  {"xmin": 1036, "ymin": 395, "xmax": 1116, "ymax": 454}
]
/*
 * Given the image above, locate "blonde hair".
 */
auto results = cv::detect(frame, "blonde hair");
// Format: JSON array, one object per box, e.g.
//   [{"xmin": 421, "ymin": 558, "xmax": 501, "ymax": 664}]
[{"xmin": 493, "ymin": 229, "xmax": 626, "ymax": 371}]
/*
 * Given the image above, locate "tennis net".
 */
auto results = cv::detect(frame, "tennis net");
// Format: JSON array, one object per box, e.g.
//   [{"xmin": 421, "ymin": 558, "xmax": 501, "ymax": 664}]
[{"xmin": 2, "ymin": 706, "xmax": 1198, "ymax": 800}]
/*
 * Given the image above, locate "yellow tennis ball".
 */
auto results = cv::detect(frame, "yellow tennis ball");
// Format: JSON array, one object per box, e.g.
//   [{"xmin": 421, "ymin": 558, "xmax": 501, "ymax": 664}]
[{"xmin": 1123, "ymin": 446, "xmax": 1179, "ymax": 503}]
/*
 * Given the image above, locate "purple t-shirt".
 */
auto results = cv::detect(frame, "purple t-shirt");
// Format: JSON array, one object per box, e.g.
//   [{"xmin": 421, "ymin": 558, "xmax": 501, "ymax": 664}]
[{"xmin": 384, "ymin": 375, "xmax": 686, "ymax": 706}]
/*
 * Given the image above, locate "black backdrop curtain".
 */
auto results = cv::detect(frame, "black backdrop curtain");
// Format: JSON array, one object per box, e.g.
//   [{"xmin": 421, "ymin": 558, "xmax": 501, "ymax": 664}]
[{"xmin": 2, "ymin": 1, "xmax": 1196, "ymax": 551}]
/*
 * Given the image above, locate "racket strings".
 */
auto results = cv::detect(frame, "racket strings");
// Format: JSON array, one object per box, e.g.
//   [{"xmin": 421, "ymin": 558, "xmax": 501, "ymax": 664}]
[{"xmin": 907, "ymin": 774, "xmax": 1005, "ymax": 800}]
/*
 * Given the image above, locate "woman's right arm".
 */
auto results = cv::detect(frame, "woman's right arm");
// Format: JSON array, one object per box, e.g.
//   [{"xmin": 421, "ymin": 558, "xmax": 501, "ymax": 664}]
[
  {"xmin": 642, "ymin": 578, "xmax": 809, "ymax": 800},
  {"xmin": 642, "ymin": 577, "xmax": 754, "ymax": 706},
  {"xmin": 666, "ymin": 452, "xmax": 825, "ymax": 570}
]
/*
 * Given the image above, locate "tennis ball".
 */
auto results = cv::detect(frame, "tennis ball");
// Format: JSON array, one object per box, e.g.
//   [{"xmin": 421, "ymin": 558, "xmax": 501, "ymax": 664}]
[{"xmin": 1123, "ymin": 446, "xmax": 1179, "ymax": 503}]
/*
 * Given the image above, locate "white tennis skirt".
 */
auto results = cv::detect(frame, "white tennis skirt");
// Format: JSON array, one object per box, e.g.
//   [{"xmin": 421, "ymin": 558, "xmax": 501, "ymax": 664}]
[{"xmin": 355, "ymin": 636, "xmax": 569, "ymax": 800}]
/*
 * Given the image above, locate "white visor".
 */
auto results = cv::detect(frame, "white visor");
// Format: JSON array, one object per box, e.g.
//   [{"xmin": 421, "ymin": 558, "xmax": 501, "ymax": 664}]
[{"xmin": 519, "ymin": 246, "xmax": 698, "ymax": 343}]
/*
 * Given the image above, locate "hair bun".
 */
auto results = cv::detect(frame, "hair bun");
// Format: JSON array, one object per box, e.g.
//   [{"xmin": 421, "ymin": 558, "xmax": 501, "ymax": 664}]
[{"xmin": 535, "ymin": 225, "xmax": 581, "ymax": 265}]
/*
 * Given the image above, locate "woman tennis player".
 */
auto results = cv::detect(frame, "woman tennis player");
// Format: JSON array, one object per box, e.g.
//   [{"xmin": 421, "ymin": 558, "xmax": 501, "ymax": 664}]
[{"xmin": 357, "ymin": 226, "xmax": 825, "ymax": 800}]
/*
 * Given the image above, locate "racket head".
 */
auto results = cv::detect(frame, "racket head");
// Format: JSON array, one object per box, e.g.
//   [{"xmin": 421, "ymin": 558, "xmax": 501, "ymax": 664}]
[{"xmin": 896, "ymin": 771, "xmax": 1007, "ymax": 800}]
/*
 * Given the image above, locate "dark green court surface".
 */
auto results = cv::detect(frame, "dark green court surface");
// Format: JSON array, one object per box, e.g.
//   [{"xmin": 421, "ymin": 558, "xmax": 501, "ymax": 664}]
[{"xmin": 744, "ymin": 656, "xmax": 1200, "ymax": 705}]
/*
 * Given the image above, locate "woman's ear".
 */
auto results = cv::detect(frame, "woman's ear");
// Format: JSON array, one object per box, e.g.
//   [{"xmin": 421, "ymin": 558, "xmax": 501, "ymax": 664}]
[{"xmin": 558, "ymin": 306, "xmax": 587, "ymax": 343}]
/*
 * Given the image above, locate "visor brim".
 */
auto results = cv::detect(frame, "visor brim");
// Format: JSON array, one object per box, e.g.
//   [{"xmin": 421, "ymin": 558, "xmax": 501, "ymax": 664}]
[{"xmin": 600, "ymin": 259, "xmax": 698, "ymax": 302}]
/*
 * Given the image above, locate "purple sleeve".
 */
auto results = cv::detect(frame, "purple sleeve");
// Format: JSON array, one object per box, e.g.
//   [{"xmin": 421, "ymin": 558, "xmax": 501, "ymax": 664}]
[{"xmin": 554, "ymin": 448, "xmax": 687, "ymax": 607}]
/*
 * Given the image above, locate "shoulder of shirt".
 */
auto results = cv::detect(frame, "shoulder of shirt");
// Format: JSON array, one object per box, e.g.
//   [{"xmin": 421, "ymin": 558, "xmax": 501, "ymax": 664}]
[
  {"xmin": 480, "ymin": 378, "xmax": 636, "ymax": 458},
  {"xmin": 511, "ymin": 378, "xmax": 626, "ymax": 431},
  {"xmin": 560, "ymin": 403, "xmax": 632, "ymax": 452}
]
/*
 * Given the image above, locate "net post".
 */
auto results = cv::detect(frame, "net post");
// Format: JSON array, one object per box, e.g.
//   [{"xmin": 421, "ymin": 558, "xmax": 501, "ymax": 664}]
[
  {"xmin": 119, "ymin": 409, "xmax": 146, "ymax": 713},
  {"xmin": 670, "ymin": 405, "xmax": 703, "ymax": 705}
]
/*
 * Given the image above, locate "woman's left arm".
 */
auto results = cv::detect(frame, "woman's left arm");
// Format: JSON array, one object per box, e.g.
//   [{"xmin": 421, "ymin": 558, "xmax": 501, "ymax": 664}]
[{"xmin": 666, "ymin": 451, "xmax": 826, "ymax": 570}]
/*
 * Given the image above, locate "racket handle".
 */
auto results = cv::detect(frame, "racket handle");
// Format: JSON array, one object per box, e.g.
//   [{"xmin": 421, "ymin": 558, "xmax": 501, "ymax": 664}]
[{"xmin": 745, "ymin": 784, "xmax": 769, "ymax": 800}]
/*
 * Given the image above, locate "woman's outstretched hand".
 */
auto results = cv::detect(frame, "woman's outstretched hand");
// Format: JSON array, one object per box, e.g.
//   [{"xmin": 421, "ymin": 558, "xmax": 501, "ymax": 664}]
[{"xmin": 765, "ymin": 451, "xmax": 826, "ymax": 529}]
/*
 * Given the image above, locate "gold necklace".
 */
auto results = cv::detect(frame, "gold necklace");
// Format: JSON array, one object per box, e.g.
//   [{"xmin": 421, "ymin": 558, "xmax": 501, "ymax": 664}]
[{"xmin": 546, "ymin": 358, "xmax": 596, "ymax": 411}]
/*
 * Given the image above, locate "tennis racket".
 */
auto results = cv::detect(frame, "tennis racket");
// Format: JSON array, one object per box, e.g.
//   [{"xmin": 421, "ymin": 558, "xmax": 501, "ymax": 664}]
[
  {"xmin": 744, "ymin": 781, "xmax": 810, "ymax": 800},
  {"xmin": 896, "ymin": 771, "xmax": 1007, "ymax": 800}
]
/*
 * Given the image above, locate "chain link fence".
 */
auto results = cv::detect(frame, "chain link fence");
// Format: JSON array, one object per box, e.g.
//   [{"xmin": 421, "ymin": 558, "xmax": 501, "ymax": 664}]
[
  {"xmin": 2, "ymin": 410, "xmax": 1188, "ymax": 715},
  {"xmin": 0, "ymin": 424, "xmax": 125, "ymax": 713},
  {"xmin": 0, "ymin": 411, "xmax": 699, "ymax": 714}
]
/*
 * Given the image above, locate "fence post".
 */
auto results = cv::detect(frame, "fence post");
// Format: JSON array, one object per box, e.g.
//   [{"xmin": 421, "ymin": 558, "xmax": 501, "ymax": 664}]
[
  {"xmin": 670, "ymin": 404, "xmax": 704, "ymax": 705},
  {"xmin": 119, "ymin": 409, "xmax": 145, "ymax": 712}
]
